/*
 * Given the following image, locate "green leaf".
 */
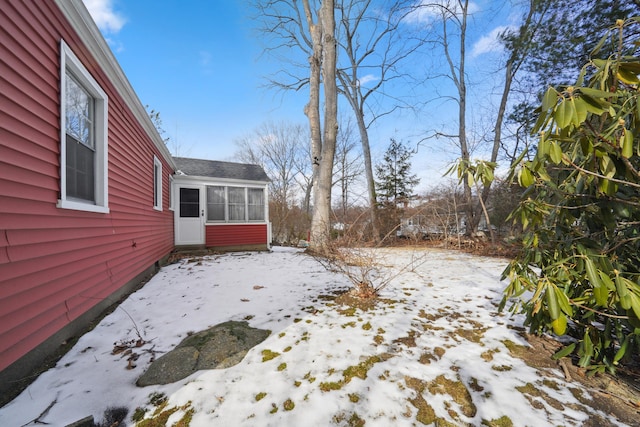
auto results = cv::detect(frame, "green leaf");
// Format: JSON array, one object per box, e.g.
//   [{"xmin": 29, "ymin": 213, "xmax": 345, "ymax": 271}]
[
  {"xmin": 600, "ymin": 155, "xmax": 616, "ymax": 178},
  {"xmin": 554, "ymin": 286, "xmax": 572, "ymax": 315},
  {"xmin": 591, "ymin": 33, "xmax": 608, "ymax": 56},
  {"xmin": 615, "ymin": 275, "xmax": 630, "ymax": 299},
  {"xmin": 585, "ymin": 258, "xmax": 608, "ymax": 306},
  {"xmin": 581, "ymin": 94, "xmax": 608, "ymax": 115},
  {"xmin": 532, "ymin": 108, "xmax": 550, "ymax": 133},
  {"xmin": 555, "ymin": 99, "xmax": 573, "ymax": 128},
  {"xmin": 518, "ymin": 166, "xmax": 534, "ymax": 187},
  {"xmin": 573, "ymin": 97, "xmax": 588, "ymax": 124},
  {"xmin": 594, "ymin": 282, "xmax": 609, "ymax": 307},
  {"xmin": 617, "ymin": 68, "xmax": 640, "ymax": 84},
  {"xmin": 614, "ymin": 335, "xmax": 631, "ymax": 364},
  {"xmin": 538, "ymin": 133, "xmax": 549, "ymax": 156},
  {"xmin": 597, "ymin": 271, "xmax": 615, "ymax": 291},
  {"xmin": 466, "ymin": 171, "xmax": 474, "ymax": 188},
  {"xmin": 579, "ymin": 87, "xmax": 617, "ymax": 99},
  {"xmin": 549, "ymin": 141, "xmax": 563, "ymax": 164},
  {"xmin": 628, "ymin": 292, "xmax": 640, "ymax": 320},
  {"xmin": 584, "ymin": 258, "xmax": 601, "ymax": 287},
  {"xmin": 551, "ymin": 314, "xmax": 567, "ymax": 335},
  {"xmin": 622, "ymin": 128, "xmax": 634, "ymax": 158},
  {"xmin": 542, "ymin": 87, "xmax": 558, "ymax": 111},
  {"xmin": 546, "ymin": 286, "xmax": 560, "ymax": 320},
  {"xmin": 552, "ymin": 342, "xmax": 576, "ymax": 360},
  {"xmin": 578, "ymin": 331, "xmax": 594, "ymax": 367}
]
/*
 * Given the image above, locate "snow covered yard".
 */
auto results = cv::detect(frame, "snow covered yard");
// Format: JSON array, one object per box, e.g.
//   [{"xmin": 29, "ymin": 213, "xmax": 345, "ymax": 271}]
[{"xmin": 0, "ymin": 247, "xmax": 628, "ymax": 426}]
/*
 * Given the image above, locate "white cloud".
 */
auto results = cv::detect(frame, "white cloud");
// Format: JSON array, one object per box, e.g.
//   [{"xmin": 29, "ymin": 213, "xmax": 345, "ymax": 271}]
[
  {"xmin": 358, "ymin": 74, "xmax": 379, "ymax": 87},
  {"xmin": 406, "ymin": 0, "xmax": 480, "ymax": 25},
  {"xmin": 471, "ymin": 25, "xmax": 511, "ymax": 58},
  {"xmin": 83, "ymin": 0, "xmax": 126, "ymax": 34}
]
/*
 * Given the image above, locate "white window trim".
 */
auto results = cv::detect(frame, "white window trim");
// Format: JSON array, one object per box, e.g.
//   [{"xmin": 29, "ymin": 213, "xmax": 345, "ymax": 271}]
[
  {"xmin": 168, "ymin": 174, "xmax": 175, "ymax": 211},
  {"xmin": 57, "ymin": 40, "xmax": 109, "ymax": 214},
  {"xmin": 153, "ymin": 156, "xmax": 163, "ymax": 211}
]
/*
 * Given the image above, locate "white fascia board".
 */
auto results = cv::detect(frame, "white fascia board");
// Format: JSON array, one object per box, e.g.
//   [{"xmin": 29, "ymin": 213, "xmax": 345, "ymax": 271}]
[{"xmin": 172, "ymin": 175, "xmax": 269, "ymax": 188}]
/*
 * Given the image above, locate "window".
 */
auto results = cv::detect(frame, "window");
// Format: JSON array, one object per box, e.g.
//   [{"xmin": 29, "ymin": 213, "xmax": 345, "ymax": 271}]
[
  {"xmin": 179, "ymin": 188, "xmax": 199, "ymax": 218},
  {"xmin": 153, "ymin": 156, "xmax": 162, "ymax": 210},
  {"xmin": 248, "ymin": 188, "xmax": 265, "ymax": 221},
  {"xmin": 207, "ymin": 186, "xmax": 225, "ymax": 221},
  {"xmin": 228, "ymin": 187, "xmax": 245, "ymax": 222},
  {"xmin": 58, "ymin": 40, "xmax": 109, "ymax": 213},
  {"xmin": 205, "ymin": 186, "xmax": 265, "ymax": 222}
]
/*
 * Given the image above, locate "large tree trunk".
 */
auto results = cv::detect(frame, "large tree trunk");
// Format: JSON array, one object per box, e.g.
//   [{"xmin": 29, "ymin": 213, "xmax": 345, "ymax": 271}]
[
  {"xmin": 309, "ymin": 0, "xmax": 338, "ymax": 252},
  {"xmin": 302, "ymin": 0, "xmax": 323, "ymax": 216}
]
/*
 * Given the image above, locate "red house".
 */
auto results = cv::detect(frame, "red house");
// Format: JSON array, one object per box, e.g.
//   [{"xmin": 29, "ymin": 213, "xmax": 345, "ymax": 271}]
[
  {"xmin": 0, "ymin": 0, "xmax": 268, "ymax": 400},
  {"xmin": 173, "ymin": 157, "xmax": 271, "ymax": 251}
]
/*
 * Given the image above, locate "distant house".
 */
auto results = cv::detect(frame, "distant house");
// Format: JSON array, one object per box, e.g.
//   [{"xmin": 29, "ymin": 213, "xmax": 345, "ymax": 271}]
[
  {"xmin": 173, "ymin": 157, "xmax": 271, "ymax": 251},
  {"xmin": 0, "ymin": 0, "xmax": 269, "ymax": 397}
]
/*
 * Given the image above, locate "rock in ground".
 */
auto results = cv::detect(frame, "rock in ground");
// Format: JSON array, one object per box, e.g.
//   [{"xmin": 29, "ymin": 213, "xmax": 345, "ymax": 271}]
[{"xmin": 137, "ymin": 321, "xmax": 270, "ymax": 386}]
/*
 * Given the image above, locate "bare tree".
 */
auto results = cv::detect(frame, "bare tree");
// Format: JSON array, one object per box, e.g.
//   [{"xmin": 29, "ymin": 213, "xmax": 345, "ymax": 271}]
[
  {"xmin": 309, "ymin": 0, "xmax": 338, "ymax": 251},
  {"xmin": 413, "ymin": 0, "xmax": 549, "ymax": 235},
  {"xmin": 253, "ymin": 0, "xmax": 338, "ymax": 251},
  {"xmin": 333, "ymin": 116, "xmax": 364, "ymax": 223},
  {"xmin": 336, "ymin": 0, "xmax": 423, "ymax": 240},
  {"xmin": 234, "ymin": 121, "xmax": 309, "ymax": 243}
]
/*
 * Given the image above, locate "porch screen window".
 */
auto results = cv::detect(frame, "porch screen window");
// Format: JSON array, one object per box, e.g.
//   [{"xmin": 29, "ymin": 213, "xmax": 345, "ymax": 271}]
[
  {"xmin": 228, "ymin": 187, "xmax": 245, "ymax": 222},
  {"xmin": 248, "ymin": 188, "xmax": 265, "ymax": 221},
  {"xmin": 205, "ymin": 186, "xmax": 265, "ymax": 222},
  {"xmin": 207, "ymin": 186, "xmax": 225, "ymax": 221}
]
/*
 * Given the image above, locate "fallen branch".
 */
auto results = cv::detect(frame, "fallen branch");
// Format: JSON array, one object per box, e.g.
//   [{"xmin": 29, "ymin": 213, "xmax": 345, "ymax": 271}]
[{"xmin": 21, "ymin": 393, "xmax": 58, "ymax": 426}]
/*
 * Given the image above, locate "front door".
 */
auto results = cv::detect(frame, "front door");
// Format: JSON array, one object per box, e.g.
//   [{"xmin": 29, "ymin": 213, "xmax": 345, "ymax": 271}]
[{"xmin": 175, "ymin": 186, "xmax": 205, "ymax": 245}]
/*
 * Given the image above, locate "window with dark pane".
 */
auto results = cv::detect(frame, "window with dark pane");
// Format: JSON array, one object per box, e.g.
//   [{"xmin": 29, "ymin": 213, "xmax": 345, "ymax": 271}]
[
  {"xmin": 179, "ymin": 188, "xmax": 199, "ymax": 218},
  {"xmin": 65, "ymin": 72, "xmax": 95, "ymax": 202}
]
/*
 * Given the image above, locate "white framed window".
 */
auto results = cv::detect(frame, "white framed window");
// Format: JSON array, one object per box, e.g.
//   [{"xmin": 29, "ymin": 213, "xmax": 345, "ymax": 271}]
[
  {"xmin": 228, "ymin": 187, "xmax": 245, "ymax": 221},
  {"xmin": 153, "ymin": 156, "xmax": 162, "ymax": 210},
  {"xmin": 57, "ymin": 40, "xmax": 109, "ymax": 213},
  {"xmin": 248, "ymin": 188, "xmax": 265, "ymax": 221},
  {"xmin": 206, "ymin": 186, "xmax": 226, "ymax": 221},
  {"xmin": 205, "ymin": 186, "xmax": 265, "ymax": 222}
]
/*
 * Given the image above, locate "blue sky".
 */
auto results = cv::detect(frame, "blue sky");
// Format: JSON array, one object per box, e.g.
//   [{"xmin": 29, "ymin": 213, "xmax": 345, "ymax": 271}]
[
  {"xmin": 84, "ymin": 0, "xmax": 307, "ymax": 161},
  {"xmin": 83, "ymin": 0, "xmax": 515, "ymax": 190}
]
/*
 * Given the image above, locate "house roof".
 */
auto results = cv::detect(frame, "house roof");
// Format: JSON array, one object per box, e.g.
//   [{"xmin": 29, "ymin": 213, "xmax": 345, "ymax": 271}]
[{"xmin": 173, "ymin": 157, "xmax": 269, "ymax": 182}]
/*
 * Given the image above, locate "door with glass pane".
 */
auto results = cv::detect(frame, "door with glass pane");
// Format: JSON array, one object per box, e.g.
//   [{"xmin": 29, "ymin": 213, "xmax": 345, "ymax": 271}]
[{"xmin": 175, "ymin": 186, "xmax": 205, "ymax": 245}]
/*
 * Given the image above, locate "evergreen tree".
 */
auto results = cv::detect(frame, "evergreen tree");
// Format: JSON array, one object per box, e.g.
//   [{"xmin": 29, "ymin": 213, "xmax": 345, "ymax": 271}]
[
  {"xmin": 522, "ymin": 0, "xmax": 640, "ymax": 89},
  {"xmin": 375, "ymin": 139, "xmax": 419, "ymax": 209}
]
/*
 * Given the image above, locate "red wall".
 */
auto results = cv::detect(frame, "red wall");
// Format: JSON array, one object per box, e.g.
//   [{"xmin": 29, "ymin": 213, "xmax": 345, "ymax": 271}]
[
  {"xmin": 0, "ymin": 1, "xmax": 174, "ymax": 372},
  {"xmin": 206, "ymin": 224, "xmax": 268, "ymax": 248}
]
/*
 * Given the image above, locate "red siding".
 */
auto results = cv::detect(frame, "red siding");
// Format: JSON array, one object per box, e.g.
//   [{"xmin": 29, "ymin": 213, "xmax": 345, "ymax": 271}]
[
  {"xmin": 0, "ymin": 1, "xmax": 174, "ymax": 372},
  {"xmin": 206, "ymin": 224, "xmax": 268, "ymax": 248}
]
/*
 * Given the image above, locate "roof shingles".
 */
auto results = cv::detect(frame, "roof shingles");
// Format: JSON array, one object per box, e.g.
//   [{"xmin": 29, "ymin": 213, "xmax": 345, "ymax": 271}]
[{"xmin": 174, "ymin": 157, "xmax": 269, "ymax": 182}]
